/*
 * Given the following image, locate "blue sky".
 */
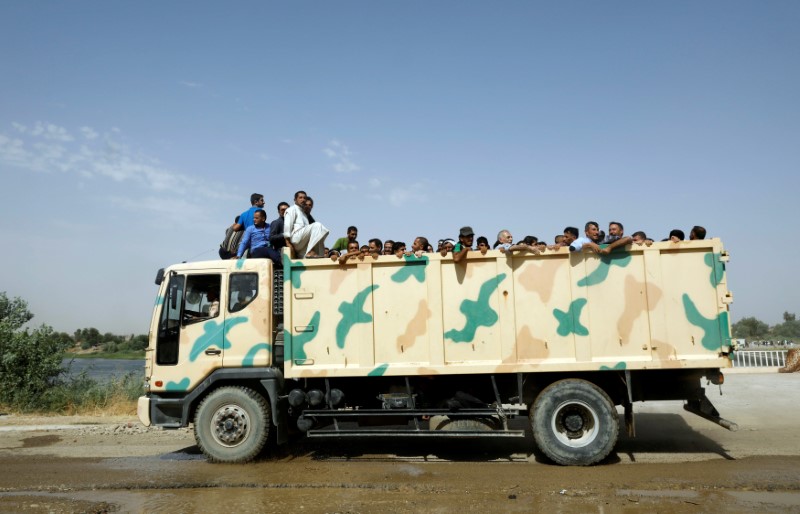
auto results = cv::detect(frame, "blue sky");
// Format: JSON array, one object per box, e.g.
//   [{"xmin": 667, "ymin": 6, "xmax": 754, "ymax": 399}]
[{"xmin": 1, "ymin": 1, "xmax": 798, "ymax": 334}]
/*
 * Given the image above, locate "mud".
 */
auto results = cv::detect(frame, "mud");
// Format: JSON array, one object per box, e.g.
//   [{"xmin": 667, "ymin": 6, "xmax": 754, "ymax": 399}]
[{"xmin": 0, "ymin": 372, "xmax": 798, "ymax": 513}]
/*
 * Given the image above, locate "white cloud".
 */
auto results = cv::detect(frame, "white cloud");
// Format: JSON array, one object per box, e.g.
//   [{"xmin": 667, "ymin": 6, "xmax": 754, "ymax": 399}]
[
  {"xmin": 331, "ymin": 182, "xmax": 357, "ymax": 191},
  {"xmin": 180, "ymin": 81, "xmax": 203, "ymax": 88},
  {"xmin": 388, "ymin": 182, "xmax": 429, "ymax": 207},
  {"xmin": 323, "ymin": 139, "xmax": 360, "ymax": 173},
  {"xmin": 0, "ymin": 121, "xmax": 236, "ymax": 209},
  {"xmin": 11, "ymin": 122, "xmax": 27, "ymax": 133},
  {"xmin": 259, "ymin": 153, "xmax": 271, "ymax": 161},
  {"xmin": 368, "ymin": 178, "xmax": 381, "ymax": 188},
  {"xmin": 281, "ymin": 139, "xmax": 293, "ymax": 144},
  {"xmin": 80, "ymin": 126, "xmax": 98, "ymax": 140}
]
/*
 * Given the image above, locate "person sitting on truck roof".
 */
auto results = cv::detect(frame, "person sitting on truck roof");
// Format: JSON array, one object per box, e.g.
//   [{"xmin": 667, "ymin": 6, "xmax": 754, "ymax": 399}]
[
  {"xmin": 269, "ymin": 201, "xmax": 290, "ymax": 252},
  {"xmin": 237, "ymin": 209, "xmax": 281, "ymax": 265},
  {"xmin": 332, "ymin": 226, "xmax": 358, "ymax": 252},
  {"xmin": 393, "ymin": 241, "xmax": 406, "ymax": 257},
  {"xmin": 690, "ymin": 225, "xmax": 707, "ymax": 240},
  {"xmin": 233, "ymin": 193, "xmax": 265, "ymax": 231},
  {"xmin": 383, "ymin": 240, "xmax": 394, "ymax": 255},
  {"xmin": 284, "ymin": 190, "xmax": 329, "ymax": 258},
  {"xmin": 568, "ymin": 222, "xmax": 602, "ymax": 253},
  {"xmin": 452, "ymin": 226, "xmax": 474, "ymax": 263}
]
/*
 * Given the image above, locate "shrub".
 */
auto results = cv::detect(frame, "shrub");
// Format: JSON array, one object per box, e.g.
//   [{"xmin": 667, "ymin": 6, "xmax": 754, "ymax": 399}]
[{"xmin": 0, "ymin": 293, "xmax": 73, "ymax": 409}]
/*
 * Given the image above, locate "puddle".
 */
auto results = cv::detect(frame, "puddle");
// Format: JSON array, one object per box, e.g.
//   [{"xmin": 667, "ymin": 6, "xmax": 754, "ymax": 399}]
[{"xmin": 21, "ymin": 434, "xmax": 62, "ymax": 448}]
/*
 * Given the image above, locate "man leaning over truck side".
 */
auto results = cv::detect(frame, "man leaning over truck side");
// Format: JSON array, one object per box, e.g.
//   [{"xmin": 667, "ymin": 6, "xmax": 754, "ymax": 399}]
[
  {"xmin": 598, "ymin": 221, "xmax": 632, "ymax": 254},
  {"xmin": 452, "ymin": 226, "xmax": 474, "ymax": 263},
  {"xmin": 568, "ymin": 222, "xmax": 602, "ymax": 253},
  {"xmin": 284, "ymin": 190, "xmax": 330, "ymax": 258}
]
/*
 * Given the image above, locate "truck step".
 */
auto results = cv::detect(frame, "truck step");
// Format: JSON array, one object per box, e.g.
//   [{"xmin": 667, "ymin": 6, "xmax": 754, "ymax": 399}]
[{"xmin": 306, "ymin": 428, "xmax": 526, "ymax": 438}]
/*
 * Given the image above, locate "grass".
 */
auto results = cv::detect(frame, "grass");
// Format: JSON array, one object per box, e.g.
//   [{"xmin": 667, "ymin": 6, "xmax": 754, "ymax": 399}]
[{"xmin": 0, "ymin": 373, "xmax": 142, "ymax": 416}]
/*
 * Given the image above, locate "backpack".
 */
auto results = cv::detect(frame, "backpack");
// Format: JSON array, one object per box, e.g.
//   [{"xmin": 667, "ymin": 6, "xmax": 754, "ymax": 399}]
[{"xmin": 221, "ymin": 225, "xmax": 245, "ymax": 256}]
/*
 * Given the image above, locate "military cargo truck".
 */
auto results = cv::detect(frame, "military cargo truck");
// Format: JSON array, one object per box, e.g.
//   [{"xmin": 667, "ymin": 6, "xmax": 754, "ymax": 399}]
[{"xmin": 138, "ymin": 239, "xmax": 736, "ymax": 465}]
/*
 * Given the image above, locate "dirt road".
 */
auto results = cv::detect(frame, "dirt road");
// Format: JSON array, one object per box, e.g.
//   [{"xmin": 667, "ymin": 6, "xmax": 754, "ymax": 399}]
[{"xmin": 1, "ymin": 372, "xmax": 799, "ymax": 513}]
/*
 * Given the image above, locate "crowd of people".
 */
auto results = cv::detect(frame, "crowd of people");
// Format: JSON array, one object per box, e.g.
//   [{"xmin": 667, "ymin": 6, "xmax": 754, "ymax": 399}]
[{"xmin": 219, "ymin": 192, "xmax": 708, "ymax": 268}]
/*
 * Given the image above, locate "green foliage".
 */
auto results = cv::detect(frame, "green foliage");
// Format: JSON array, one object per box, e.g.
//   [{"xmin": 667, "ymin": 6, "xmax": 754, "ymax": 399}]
[
  {"xmin": 0, "ymin": 292, "xmax": 74, "ymax": 409},
  {"xmin": 732, "ymin": 316, "xmax": 769, "ymax": 339},
  {"xmin": 35, "ymin": 372, "xmax": 142, "ymax": 413}
]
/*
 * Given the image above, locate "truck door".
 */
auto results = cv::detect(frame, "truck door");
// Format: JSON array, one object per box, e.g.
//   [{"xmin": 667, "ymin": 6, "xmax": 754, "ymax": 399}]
[{"xmin": 154, "ymin": 272, "xmax": 224, "ymax": 389}]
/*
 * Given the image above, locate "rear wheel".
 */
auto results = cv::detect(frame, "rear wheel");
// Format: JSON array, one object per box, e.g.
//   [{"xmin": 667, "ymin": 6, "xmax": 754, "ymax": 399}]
[
  {"xmin": 531, "ymin": 379, "xmax": 618, "ymax": 465},
  {"xmin": 194, "ymin": 386, "xmax": 271, "ymax": 463}
]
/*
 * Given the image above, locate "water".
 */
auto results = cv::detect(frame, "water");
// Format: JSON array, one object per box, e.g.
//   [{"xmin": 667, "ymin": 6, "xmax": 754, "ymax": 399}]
[{"xmin": 61, "ymin": 358, "xmax": 145, "ymax": 382}]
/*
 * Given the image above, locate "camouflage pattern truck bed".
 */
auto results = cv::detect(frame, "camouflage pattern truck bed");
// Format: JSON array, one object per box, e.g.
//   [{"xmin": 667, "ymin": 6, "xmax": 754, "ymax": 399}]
[{"xmin": 283, "ymin": 238, "xmax": 732, "ymax": 379}]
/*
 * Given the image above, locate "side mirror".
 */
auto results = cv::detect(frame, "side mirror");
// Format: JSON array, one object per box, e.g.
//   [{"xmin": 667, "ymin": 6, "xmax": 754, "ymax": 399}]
[{"xmin": 155, "ymin": 268, "xmax": 165, "ymax": 285}]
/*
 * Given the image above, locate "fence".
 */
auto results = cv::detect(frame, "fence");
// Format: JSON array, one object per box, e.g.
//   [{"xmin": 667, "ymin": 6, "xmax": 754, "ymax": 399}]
[{"xmin": 731, "ymin": 350, "xmax": 788, "ymax": 368}]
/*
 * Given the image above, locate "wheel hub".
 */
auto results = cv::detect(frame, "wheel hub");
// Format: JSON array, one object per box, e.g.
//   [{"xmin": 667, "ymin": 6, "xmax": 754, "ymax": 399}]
[
  {"xmin": 551, "ymin": 400, "xmax": 599, "ymax": 448},
  {"xmin": 212, "ymin": 405, "xmax": 250, "ymax": 447}
]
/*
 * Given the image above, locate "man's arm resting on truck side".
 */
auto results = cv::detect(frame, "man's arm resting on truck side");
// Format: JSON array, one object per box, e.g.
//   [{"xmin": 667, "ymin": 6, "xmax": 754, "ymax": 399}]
[
  {"xmin": 452, "ymin": 245, "xmax": 469, "ymax": 263},
  {"xmin": 599, "ymin": 236, "xmax": 632, "ymax": 254}
]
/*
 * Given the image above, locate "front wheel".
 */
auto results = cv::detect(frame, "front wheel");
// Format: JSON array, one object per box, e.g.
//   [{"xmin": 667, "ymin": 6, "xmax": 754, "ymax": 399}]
[
  {"xmin": 531, "ymin": 379, "xmax": 618, "ymax": 466},
  {"xmin": 194, "ymin": 386, "xmax": 271, "ymax": 463}
]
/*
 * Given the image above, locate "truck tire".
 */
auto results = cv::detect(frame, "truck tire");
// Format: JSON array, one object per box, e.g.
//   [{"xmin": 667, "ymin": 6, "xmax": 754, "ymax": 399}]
[
  {"xmin": 194, "ymin": 386, "xmax": 271, "ymax": 463},
  {"xmin": 531, "ymin": 379, "xmax": 618, "ymax": 466}
]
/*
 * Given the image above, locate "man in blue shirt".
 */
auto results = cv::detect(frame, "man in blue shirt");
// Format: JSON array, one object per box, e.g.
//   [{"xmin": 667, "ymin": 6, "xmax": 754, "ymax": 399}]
[
  {"xmin": 237, "ymin": 209, "xmax": 280, "ymax": 265},
  {"xmin": 233, "ymin": 193, "xmax": 265, "ymax": 232}
]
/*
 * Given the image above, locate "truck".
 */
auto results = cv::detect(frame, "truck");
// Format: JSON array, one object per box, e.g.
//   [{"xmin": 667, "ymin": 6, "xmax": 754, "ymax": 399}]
[{"xmin": 138, "ymin": 238, "xmax": 736, "ymax": 465}]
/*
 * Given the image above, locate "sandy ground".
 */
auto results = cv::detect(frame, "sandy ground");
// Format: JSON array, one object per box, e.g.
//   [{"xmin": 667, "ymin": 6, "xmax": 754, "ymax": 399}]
[{"xmin": 0, "ymin": 372, "xmax": 798, "ymax": 513}]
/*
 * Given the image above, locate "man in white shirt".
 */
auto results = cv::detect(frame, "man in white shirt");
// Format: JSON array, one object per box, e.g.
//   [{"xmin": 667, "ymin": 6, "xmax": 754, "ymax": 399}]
[{"xmin": 283, "ymin": 190, "xmax": 329, "ymax": 258}]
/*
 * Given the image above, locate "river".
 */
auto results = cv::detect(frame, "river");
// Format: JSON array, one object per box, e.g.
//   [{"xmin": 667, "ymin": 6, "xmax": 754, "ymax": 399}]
[{"xmin": 61, "ymin": 358, "xmax": 145, "ymax": 381}]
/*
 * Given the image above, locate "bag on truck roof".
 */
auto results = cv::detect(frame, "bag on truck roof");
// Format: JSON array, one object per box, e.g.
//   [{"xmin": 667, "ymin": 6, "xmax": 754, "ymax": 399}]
[{"xmin": 221, "ymin": 225, "xmax": 244, "ymax": 256}]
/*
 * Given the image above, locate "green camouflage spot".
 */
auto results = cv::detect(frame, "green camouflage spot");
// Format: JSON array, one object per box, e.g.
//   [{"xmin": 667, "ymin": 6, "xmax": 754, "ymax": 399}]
[
  {"xmin": 368, "ymin": 363, "xmax": 389, "ymax": 376},
  {"xmin": 682, "ymin": 293, "xmax": 730, "ymax": 351},
  {"xmin": 336, "ymin": 285, "xmax": 379, "ymax": 349},
  {"xmin": 293, "ymin": 311, "xmax": 321, "ymax": 361},
  {"xmin": 391, "ymin": 254, "xmax": 429, "ymax": 283},
  {"xmin": 554, "ymin": 298, "xmax": 589, "ymax": 337},
  {"xmin": 188, "ymin": 317, "xmax": 248, "ymax": 361},
  {"xmin": 577, "ymin": 251, "xmax": 632, "ymax": 287},
  {"xmin": 282, "ymin": 253, "xmax": 307, "ymax": 288},
  {"xmin": 445, "ymin": 274, "xmax": 507, "ymax": 343},
  {"xmin": 166, "ymin": 377, "xmax": 190, "ymax": 391},
  {"xmin": 154, "ymin": 296, "xmax": 164, "ymax": 306},
  {"xmin": 235, "ymin": 257, "xmax": 245, "ymax": 270},
  {"xmin": 600, "ymin": 362, "xmax": 626, "ymax": 371},
  {"xmin": 242, "ymin": 343, "xmax": 272, "ymax": 367},
  {"xmin": 704, "ymin": 253, "xmax": 725, "ymax": 288}
]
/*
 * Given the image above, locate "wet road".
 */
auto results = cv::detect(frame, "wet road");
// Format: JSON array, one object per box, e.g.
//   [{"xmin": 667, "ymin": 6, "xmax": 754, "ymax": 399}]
[{"xmin": 1, "ymin": 372, "xmax": 799, "ymax": 513}]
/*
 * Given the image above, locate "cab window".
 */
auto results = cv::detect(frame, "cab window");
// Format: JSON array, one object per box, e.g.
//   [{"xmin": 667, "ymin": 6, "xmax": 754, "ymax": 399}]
[
  {"xmin": 229, "ymin": 273, "xmax": 259, "ymax": 313},
  {"xmin": 183, "ymin": 275, "xmax": 222, "ymax": 325}
]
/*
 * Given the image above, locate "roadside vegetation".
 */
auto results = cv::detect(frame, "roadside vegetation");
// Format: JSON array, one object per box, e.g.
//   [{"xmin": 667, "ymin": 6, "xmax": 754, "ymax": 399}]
[
  {"xmin": 732, "ymin": 312, "xmax": 799, "ymax": 348},
  {"xmin": 0, "ymin": 292, "xmax": 140, "ymax": 415}
]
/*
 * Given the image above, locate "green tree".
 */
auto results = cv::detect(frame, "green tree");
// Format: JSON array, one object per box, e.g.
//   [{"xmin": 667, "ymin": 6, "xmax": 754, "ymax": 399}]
[
  {"xmin": 731, "ymin": 316, "xmax": 769, "ymax": 339},
  {"xmin": 0, "ymin": 292, "xmax": 73, "ymax": 408},
  {"xmin": 771, "ymin": 312, "xmax": 800, "ymax": 339}
]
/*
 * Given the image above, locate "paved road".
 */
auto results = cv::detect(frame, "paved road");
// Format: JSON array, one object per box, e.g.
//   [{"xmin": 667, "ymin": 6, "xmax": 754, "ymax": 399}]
[{"xmin": 0, "ymin": 372, "xmax": 798, "ymax": 513}]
